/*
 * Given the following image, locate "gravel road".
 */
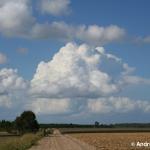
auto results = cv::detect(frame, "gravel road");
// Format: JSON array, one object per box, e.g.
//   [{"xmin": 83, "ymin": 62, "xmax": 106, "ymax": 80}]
[{"xmin": 29, "ymin": 129, "xmax": 96, "ymax": 150}]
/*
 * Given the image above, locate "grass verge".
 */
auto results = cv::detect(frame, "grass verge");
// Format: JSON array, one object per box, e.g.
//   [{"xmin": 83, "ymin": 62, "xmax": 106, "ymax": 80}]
[{"xmin": 0, "ymin": 133, "xmax": 42, "ymax": 150}]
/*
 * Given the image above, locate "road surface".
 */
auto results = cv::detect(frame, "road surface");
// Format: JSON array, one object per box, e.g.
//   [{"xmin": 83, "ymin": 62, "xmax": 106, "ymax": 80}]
[{"xmin": 29, "ymin": 129, "xmax": 96, "ymax": 150}]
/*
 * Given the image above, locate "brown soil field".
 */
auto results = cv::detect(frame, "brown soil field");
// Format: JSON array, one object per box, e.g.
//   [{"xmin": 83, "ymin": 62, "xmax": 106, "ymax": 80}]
[{"xmin": 71, "ymin": 132, "xmax": 150, "ymax": 150}]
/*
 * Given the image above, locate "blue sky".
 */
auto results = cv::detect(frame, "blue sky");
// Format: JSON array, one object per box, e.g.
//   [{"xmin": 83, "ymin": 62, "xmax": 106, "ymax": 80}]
[{"xmin": 0, "ymin": 0, "xmax": 150, "ymax": 123}]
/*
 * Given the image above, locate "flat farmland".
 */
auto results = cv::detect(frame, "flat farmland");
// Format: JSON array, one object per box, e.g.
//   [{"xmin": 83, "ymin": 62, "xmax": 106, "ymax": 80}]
[{"xmin": 71, "ymin": 132, "xmax": 150, "ymax": 150}]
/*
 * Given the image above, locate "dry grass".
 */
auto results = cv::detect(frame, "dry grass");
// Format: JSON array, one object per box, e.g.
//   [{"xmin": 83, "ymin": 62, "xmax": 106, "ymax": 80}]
[
  {"xmin": 0, "ymin": 136, "xmax": 19, "ymax": 145},
  {"xmin": 71, "ymin": 132, "xmax": 150, "ymax": 150},
  {"xmin": 0, "ymin": 133, "xmax": 41, "ymax": 150}
]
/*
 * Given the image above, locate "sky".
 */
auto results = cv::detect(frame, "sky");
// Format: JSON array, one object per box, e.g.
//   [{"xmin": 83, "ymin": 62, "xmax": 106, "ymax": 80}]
[{"xmin": 0, "ymin": 0, "xmax": 150, "ymax": 124}]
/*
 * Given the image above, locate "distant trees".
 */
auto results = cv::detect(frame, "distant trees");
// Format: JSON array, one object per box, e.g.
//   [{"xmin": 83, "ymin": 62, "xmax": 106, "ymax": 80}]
[
  {"xmin": 0, "ymin": 120, "xmax": 13, "ymax": 132},
  {"xmin": 15, "ymin": 111, "xmax": 39, "ymax": 134},
  {"xmin": 95, "ymin": 121, "xmax": 100, "ymax": 127},
  {"xmin": 0, "ymin": 111, "xmax": 39, "ymax": 134}
]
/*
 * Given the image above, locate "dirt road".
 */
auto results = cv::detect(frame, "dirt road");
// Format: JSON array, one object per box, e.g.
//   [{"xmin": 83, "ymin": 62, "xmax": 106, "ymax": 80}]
[{"xmin": 29, "ymin": 129, "xmax": 96, "ymax": 150}]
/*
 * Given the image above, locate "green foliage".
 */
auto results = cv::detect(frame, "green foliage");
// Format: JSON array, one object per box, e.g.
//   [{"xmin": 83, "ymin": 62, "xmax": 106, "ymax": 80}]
[
  {"xmin": 15, "ymin": 111, "xmax": 39, "ymax": 134},
  {"xmin": 94, "ymin": 121, "xmax": 100, "ymax": 127},
  {"xmin": 40, "ymin": 123, "xmax": 150, "ymax": 129},
  {"xmin": 0, "ymin": 120, "xmax": 14, "ymax": 132}
]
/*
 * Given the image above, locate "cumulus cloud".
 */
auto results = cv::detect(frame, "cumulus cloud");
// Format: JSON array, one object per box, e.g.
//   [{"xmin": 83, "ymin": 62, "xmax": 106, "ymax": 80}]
[
  {"xmin": 76, "ymin": 25, "xmax": 125, "ymax": 45},
  {"xmin": 143, "ymin": 36, "xmax": 150, "ymax": 43},
  {"xmin": 1, "ymin": 0, "xmax": 149, "ymax": 47},
  {"xmin": 31, "ymin": 43, "xmax": 120, "ymax": 99},
  {"xmin": 121, "ymin": 75, "xmax": 150, "ymax": 85},
  {"xmin": 134, "ymin": 36, "xmax": 150, "ymax": 44},
  {"xmin": 40, "ymin": 0, "xmax": 71, "ymax": 16},
  {"xmin": 0, "ymin": 0, "xmax": 125, "ymax": 45},
  {"xmin": 28, "ymin": 42, "xmax": 150, "ymax": 115},
  {"xmin": 0, "ymin": 95, "xmax": 11, "ymax": 108},
  {"xmin": 0, "ymin": 1, "xmax": 150, "ymax": 118},
  {"xmin": 30, "ymin": 22, "xmax": 125, "ymax": 45},
  {"xmin": 0, "ymin": 43, "xmax": 150, "ymax": 116},
  {"xmin": 31, "ymin": 43, "xmax": 149, "ymax": 99},
  {"xmin": 0, "ymin": 68, "xmax": 28, "ymax": 108},
  {"xmin": 0, "ymin": 68, "xmax": 27, "ymax": 92},
  {"xmin": 30, "ymin": 22, "xmax": 74, "ymax": 40},
  {"xmin": 0, "ymin": 0, "xmax": 35, "ymax": 37},
  {"xmin": 88, "ymin": 97, "xmax": 150, "ymax": 114},
  {"xmin": 122, "ymin": 63, "xmax": 135, "ymax": 76},
  {"xmin": 27, "ymin": 98, "xmax": 71, "ymax": 115},
  {"xmin": 0, "ymin": 53, "xmax": 7, "ymax": 64}
]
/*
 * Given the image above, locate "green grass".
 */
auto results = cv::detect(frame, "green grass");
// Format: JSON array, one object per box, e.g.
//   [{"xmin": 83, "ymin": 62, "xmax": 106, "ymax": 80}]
[{"xmin": 0, "ymin": 133, "xmax": 42, "ymax": 150}]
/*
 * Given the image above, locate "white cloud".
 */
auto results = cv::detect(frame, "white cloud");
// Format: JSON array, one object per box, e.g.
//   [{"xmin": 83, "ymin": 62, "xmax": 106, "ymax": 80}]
[
  {"xmin": 0, "ymin": 68, "xmax": 28, "ymax": 108},
  {"xmin": 31, "ymin": 22, "xmax": 125, "ymax": 45},
  {"xmin": 122, "ymin": 63, "xmax": 135, "ymax": 75},
  {"xmin": 143, "ymin": 36, "xmax": 150, "ymax": 43},
  {"xmin": 0, "ymin": 43, "xmax": 150, "ymax": 116},
  {"xmin": 31, "ymin": 43, "xmax": 149, "ymax": 100},
  {"xmin": 76, "ymin": 25, "xmax": 125, "ymax": 45},
  {"xmin": 30, "ymin": 22, "xmax": 74, "ymax": 40},
  {"xmin": 0, "ymin": 95, "xmax": 11, "ymax": 108},
  {"xmin": 136, "ymin": 101, "xmax": 150, "ymax": 112},
  {"xmin": 88, "ymin": 97, "xmax": 150, "ymax": 114},
  {"xmin": 134, "ymin": 36, "xmax": 150, "ymax": 44},
  {"xmin": 1, "ymin": 0, "xmax": 149, "ymax": 47},
  {"xmin": 29, "ymin": 42, "xmax": 150, "ymax": 115},
  {"xmin": 31, "ymin": 43, "xmax": 120, "ymax": 99},
  {"xmin": 0, "ymin": 0, "xmax": 35, "ymax": 37},
  {"xmin": 27, "ymin": 98, "xmax": 71, "ymax": 115},
  {"xmin": 0, "ymin": 68, "xmax": 27, "ymax": 92},
  {"xmin": 121, "ymin": 75, "xmax": 150, "ymax": 85},
  {"xmin": 40, "ymin": 0, "xmax": 71, "ymax": 16},
  {"xmin": 0, "ymin": 1, "xmax": 149, "ymax": 118},
  {"xmin": 0, "ymin": 0, "xmax": 125, "ymax": 45},
  {"xmin": 0, "ymin": 53, "xmax": 7, "ymax": 64}
]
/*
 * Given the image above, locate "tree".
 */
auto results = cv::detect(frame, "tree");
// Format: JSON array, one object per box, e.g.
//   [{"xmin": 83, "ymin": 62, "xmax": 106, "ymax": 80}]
[
  {"xmin": 94, "ymin": 121, "xmax": 100, "ymax": 127},
  {"xmin": 0, "ymin": 120, "xmax": 13, "ymax": 132},
  {"xmin": 15, "ymin": 111, "xmax": 39, "ymax": 134}
]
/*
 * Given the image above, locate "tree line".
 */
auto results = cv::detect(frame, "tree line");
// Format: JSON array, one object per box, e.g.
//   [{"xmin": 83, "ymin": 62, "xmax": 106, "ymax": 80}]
[
  {"xmin": 1, "ymin": 112, "xmax": 150, "ymax": 134},
  {"xmin": 0, "ymin": 111, "xmax": 39, "ymax": 134},
  {"xmin": 39, "ymin": 122, "xmax": 150, "ymax": 129}
]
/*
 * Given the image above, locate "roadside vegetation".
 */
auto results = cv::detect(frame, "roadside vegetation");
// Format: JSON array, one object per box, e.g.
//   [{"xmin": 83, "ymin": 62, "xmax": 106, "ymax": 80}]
[
  {"xmin": 39, "ymin": 122, "xmax": 150, "ymax": 129},
  {"xmin": 0, "ymin": 111, "xmax": 42, "ymax": 150},
  {"xmin": 0, "ymin": 133, "xmax": 42, "ymax": 150},
  {"xmin": 1, "ymin": 114, "xmax": 150, "ymax": 150},
  {"xmin": 40, "ymin": 122, "xmax": 150, "ymax": 134}
]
